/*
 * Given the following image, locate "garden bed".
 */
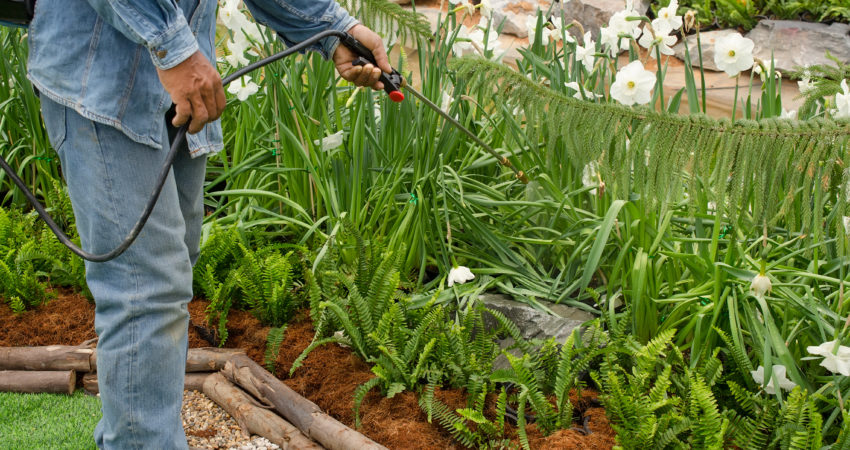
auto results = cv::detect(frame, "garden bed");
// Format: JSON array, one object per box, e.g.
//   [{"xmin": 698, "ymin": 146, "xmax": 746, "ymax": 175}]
[{"xmin": 0, "ymin": 289, "xmax": 617, "ymax": 449}]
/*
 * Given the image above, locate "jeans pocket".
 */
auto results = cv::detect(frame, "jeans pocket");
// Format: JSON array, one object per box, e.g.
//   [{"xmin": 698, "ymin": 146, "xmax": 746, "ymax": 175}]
[{"xmin": 41, "ymin": 98, "xmax": 67, "ymax": 153}]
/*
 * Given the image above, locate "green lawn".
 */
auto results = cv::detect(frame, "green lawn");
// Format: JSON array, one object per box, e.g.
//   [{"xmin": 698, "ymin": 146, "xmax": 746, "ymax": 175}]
[{"xmin": 0, "ymin": 391, "xmax": 101, "ymax": 449}]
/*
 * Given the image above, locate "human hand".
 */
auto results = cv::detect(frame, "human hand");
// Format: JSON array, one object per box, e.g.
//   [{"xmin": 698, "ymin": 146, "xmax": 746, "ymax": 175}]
[
  {"xmin": 156, "ymin": 51, "xmax": 226, "ymax": 134},
  {"xmin": 332, "ymin": 24, "xmax": 393, "ymax": 90}
]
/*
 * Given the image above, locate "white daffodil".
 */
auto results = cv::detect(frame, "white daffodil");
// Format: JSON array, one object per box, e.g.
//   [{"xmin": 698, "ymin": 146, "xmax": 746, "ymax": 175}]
[
  {"xmin": 807, "ymin": 340, "xmax": 850, "ymax": 376},
  {"xmin": 449, "ymin": 0, "xmax": 475, "ymax": 15},
  {"xmin": 447, "ymin": 266, "xmax": 475, "ymax": 287},
  {"xmin": 610, "ymin": 60, "xmax": 656, "ymax": 106},
  {"xmin": 750, "ymin": 273, "xmax": 771, "ymax": 300},
  {"xmin": 478, "ymin": 0, "xmax": 493, "ymax": 19},
  {"xmin": 549, "ymin": 16, "xmax": 574, "ymax": 44},
  {"xmin": 656, "ymin": 0, "xmax": 683, "ymax": 30},
  {"xmin": 605, "ymin": 9, "xmax": 642, "ymax": 52},
  {"xmin": 637, "ymin": 20, "xmax": 677, "ymax": 58},
  {"xmin": 833, "ymin": 79, "xmax": 850, "ymax": 119},
  {"xmin": 469, "ymin": 26, "xmax": 501, "ymax": 56},
  {"xmin": 575, "ymin": 32, "xmax": 596, "ymax": 71},
  {"xmin": 780, "ymin": 108, "xmax": 797, "ymax": 120},
  {"xmin": 582, "ymin": 161, "xmax": 599, "ymax": 195},
  {"xmin": 224, "ymin": 37, "xmax": 251, "ymax": 67},
  {"xmin": 526, "ymin": 14, "xmax": 551, "ymax": 44},
  {"xmin": 451, "ymin": 26, "xmax": 475, "ymax": 56},
  {"xmin": 843, "ymin": 216, "xmax": 850, "ymax": 235},
  {"xmin": 219, "ymin": 0, "xmax": 249, "ymax": 31},
  {"xmin": 565, "ymin": 81, "xmax": 601, "ymax": 100},
  {"xmin": 797, "ymin": 72, "xmax": 815, "ymax": 95},
  {"xmin": 227, "ymin": 75, "xmax": 260, "ymax": 101},
  {"xmin": 713, "ymin": 32, "xmax": 755, "ymax": 77},
  {"xmin": 313, "ymin": 130, "xmax": 344, "ymax": 151},
  {"xmin": 750, "ymin": 365, "xmax": 796, "ymax": 395}
]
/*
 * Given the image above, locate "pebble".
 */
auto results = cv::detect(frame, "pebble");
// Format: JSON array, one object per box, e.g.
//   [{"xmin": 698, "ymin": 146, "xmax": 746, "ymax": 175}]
[{"xmin": 182, "ymin": 389, "xmax": 281, "ymax": 450}]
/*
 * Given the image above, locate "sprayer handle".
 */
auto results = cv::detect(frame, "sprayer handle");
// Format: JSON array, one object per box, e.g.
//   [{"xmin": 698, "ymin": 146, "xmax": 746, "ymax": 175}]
[{"xmin": 340, "ymin": 33, "xmax": 405, "ymax": 102}]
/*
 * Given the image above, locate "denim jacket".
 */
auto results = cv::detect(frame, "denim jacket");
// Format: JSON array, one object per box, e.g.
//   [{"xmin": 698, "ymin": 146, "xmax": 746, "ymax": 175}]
[{"xmin": 27, "ymin": 0, "xmax": 357, "ymax": 156}]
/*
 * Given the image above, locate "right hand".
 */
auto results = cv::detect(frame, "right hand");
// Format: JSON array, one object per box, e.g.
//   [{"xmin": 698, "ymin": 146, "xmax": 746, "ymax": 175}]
[{"xmin": 156, "ymin": 51, "xmax": 226, "ymax": 134}]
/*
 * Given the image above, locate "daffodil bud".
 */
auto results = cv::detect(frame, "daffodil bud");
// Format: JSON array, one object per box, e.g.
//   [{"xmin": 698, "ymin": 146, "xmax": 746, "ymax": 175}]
[
  {"xmin": 683, "ymin": 10, "xmax": 696, "ymax": 33},
  {"xmin": 750, "ymin": 273, "xmax": 772, "ymax": 300}
]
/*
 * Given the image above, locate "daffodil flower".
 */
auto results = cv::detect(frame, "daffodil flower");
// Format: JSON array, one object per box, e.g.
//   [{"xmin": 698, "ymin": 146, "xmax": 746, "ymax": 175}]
[
  {"xmin": 713, "ymin": 32, "xmax": 755, "ymax": 77},
  {"xmin": 227, "ymin": 75, "xmax": 260, "ymax": 101},
  {"xmin": 610, "ymin": 61, "xmax": 656, "ymax": 106},
  {"xmin": 574, "ymin": 32, "xmax": 596, "ymax": 71},
  {"xmin": 637, "ymin": 20, "xmax": 677, "ymax": 58},
  {"xmin": 526, "ymin": 14, "xmax": 551, "ymax": 45},
  {"xmin": 313, "ymin": 130, "xmax": 343, "ymax": 151},
  {"xmin": 447, "ymin": 266, "xmax": 475, "ymax": 287},
  {"xmin": 833, "ymin": 79, "xmax": 850, "ymax": 119},
  {"xmin": 655, "ymin": 0, "xmax": 683, "ymax": 30},
  {"xmin": 750, "ymin": 365, "xmax": 796, "ymax": 395},
  {"xmin": 806, "ymin": 340, "xmax": 850, "ymax": 376}
]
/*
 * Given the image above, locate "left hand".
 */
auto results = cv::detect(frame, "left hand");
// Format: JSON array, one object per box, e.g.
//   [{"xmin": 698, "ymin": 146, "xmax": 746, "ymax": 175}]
[{"xmin": 332, "ymin": 24, "xmax": 393, "ymax": 90}]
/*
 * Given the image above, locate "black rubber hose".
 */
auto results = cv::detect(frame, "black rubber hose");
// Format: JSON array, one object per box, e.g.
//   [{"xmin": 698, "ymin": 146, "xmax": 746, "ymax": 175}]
[{"xmin": 0, "ymin": 30, "xmax": 356, "ymax": 262}]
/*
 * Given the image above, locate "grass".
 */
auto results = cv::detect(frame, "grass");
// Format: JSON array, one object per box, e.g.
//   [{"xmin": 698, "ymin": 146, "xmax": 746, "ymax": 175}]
[{"xmin": 0, "ymin": 391, "xmax": 101, "ymax": 449}]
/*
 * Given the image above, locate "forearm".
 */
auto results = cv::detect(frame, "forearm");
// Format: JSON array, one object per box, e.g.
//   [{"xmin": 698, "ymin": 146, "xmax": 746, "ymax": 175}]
[{"xmin": 84, "ymin": 0, "xmax": 198, "ymax": 69}]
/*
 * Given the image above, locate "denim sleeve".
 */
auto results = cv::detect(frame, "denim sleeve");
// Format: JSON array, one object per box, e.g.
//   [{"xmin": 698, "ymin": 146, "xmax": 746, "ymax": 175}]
[
  {"xmin": 242, "ymin": 0, "xmax": 359, "ymax": 60},
  {"xmin": 84, "ymin": 0, "xmax": 199, "ymax": 69}
]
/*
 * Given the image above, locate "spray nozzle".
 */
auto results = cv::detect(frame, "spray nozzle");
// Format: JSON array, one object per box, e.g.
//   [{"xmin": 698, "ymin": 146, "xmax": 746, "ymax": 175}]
[{"xmin": 339, "ymin": 33, "xmax": 405, "ymax": 102}]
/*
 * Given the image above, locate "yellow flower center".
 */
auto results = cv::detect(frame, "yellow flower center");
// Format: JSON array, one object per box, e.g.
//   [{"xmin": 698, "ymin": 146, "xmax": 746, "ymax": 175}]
[
  {"xmin": 627, "ymin": 81, "xmax": 635, "ymax": 89},
  {"xmin": 728, "ymin": 50, "xmax": 736, "ymax": 57}
]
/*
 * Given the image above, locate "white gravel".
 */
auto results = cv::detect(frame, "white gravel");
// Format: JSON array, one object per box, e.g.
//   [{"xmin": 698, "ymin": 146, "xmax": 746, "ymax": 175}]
[{"xmin": 182, "ymin": 389, "xmax": 281, "ymax": 450}]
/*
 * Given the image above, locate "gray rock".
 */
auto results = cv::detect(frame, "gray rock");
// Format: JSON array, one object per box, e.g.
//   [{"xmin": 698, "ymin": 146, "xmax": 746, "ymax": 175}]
[
  {"xmin": 672, "ymin": 29, "xmax": 738, "ymax": 73},
  {"xmin": 491, "ymin": 0, "xmax": 542, "ymax": 38},
  {"xmin": 674, "ymin": 20, "xmax": 850, "ymax": 74},
  {"xmin": 479, "ymin": 293, "xmax": 595, "ymax": 371},
  {"xmin": 554, "ymin": 0, "xmax": 651, "ymax": 39},
  {"xmin": 745, "ymin": 20, "xmax": 850, "ymax": 73}
]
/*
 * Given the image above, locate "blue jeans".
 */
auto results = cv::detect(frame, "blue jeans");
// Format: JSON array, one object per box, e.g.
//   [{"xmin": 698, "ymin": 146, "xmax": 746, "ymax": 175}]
[{"xmin": 40, "ymin": 97, "xmax": 206, "ymax": 449}]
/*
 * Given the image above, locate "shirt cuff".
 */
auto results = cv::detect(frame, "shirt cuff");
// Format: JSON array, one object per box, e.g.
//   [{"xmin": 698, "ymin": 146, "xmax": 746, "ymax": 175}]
[
  {"xmin": 318, "ymin": 16, "xmax": 360, "ymax": 60},
  {"xmin": 147, "ymin": 15, "xmax": 200, "ymax": 70}
]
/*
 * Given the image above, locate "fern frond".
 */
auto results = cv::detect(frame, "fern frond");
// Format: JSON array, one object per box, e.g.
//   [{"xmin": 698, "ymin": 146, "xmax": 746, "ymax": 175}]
[{"xmin": 263, "ymin": 326, "xmax": 287, "ymax": 373}]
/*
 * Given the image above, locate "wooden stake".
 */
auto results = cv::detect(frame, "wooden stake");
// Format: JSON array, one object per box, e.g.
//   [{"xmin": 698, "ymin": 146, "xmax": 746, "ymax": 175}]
[
  {"xmin": 222, "ymin": 354, "xmax": 387, "ymax": 450},
  {"xmin": 0, "ymin": 370, "xmax": 75, "ymax": 395},
  {"xmin": 203, "ymin": 373, "xmax": 322, "ymax": 450}
]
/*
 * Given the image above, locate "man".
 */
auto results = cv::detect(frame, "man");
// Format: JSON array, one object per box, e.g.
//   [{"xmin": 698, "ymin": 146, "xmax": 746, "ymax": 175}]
[{"xmin": 26, "ymin": 0, "xmax": 391, "ymax": 448}]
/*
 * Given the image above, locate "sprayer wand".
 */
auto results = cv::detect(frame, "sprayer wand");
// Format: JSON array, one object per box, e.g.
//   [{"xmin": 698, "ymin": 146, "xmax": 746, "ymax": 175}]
[{"xmin": 0, "ymin": 30, "xmax": 526, "ymax": 262}]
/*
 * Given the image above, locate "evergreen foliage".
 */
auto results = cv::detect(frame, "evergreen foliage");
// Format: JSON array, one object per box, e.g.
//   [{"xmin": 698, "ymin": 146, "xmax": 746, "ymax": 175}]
[
  {"xmin": 450, "ymin": 56, "xmax": 850, "ymax": 236},
  {"xmin": 339, "ymin": 0, "xmax": 431, "ymax": 43}
]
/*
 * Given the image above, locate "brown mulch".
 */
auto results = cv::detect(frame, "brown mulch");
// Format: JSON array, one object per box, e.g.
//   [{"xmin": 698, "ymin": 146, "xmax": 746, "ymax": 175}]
[{"xmin": 0, "ymin": 290, "xmax": 617, "ymax": 449}]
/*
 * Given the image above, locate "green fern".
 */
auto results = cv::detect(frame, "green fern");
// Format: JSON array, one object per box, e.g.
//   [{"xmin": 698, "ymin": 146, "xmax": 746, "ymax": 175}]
[{"xmin": 264, "ymin": 325, "xmax": 287, "ymax": 373}]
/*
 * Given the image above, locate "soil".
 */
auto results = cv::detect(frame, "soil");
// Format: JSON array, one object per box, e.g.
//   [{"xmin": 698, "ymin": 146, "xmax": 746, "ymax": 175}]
[{"xmin": 0, "ymin": 290, "xmax": 617, "ymax": 449}]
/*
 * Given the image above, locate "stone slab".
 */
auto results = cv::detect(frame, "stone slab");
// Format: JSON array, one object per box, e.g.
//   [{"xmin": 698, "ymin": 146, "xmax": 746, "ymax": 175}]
[
  {"xmin": 674, "ymin": 20, "xmax": 850, "ymax": 74},
  {"xmin": 479, "ymin": 293, "xmax": 594, "ymax": 370}
]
